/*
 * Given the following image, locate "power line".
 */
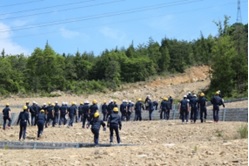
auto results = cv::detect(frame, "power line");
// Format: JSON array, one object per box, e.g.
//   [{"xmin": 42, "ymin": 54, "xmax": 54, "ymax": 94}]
[
  {"xmin": 0, "ymin": 0, "xmax": 201, "ymax": 33},
  {"xmin": 0, "ymin": 0, "xmax": 124, "ymax": 21},
  {"xmin": 0, "ymin": 0, "xmax": 96, "ymax": 16},
  {"xmin": 0, "ymin": 0, "xmax": 45, "ymax": 8}
]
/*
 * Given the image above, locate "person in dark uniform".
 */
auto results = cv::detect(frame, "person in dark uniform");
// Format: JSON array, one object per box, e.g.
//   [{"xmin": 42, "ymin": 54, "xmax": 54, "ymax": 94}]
[
  {"xmin": 30, "ymin": 101, "xmax": 37, "ymax": 126},
  {"xmin": 53, "ymin": 101, "xmax": 60, "ymax": 126},
  {"xmin": 160, "ymin": 97, "xmax": 167, "ymax": 120},
  {"xmin": 67, "ymin": 102, "xmax": 77, "ymax": 127},
  {"xmin": 179, "ymin": 95, "xmax": 190, "ymax": 123},
  {"xmin": 2, "ymin": 103, "xmax": 12, "ymax": 130},
  {"xmin": 126, "ymin": 101, "xmax": 133, "ymax": 121},
  {"xmin": 107, "ymin": 100, "xmax": 114, "ymax": 120},
  {"xmin": 82, "ymin": 100, "xmax": 90, "ymax": 128},
  {"xmin": 144, "ymin": 95, "xmax": 151, "ymax": 110},
  {"xmin": 120, "ymin": 100, "xmax": 127, "ymax": 121},
  {"xmin": 59, "ymin": 102, "xmax": 67, "ymax": 126},
  {"xmin": 189, "ymin": 94, "xmax": 198, "ymax": 123},
  {"xmin": 89, "ymin": 99, "xmax": 98, "ymax": 121},
  {"xmin": 17, "ymin": 106, "xmax": 30, "ymax": 141},
  {"xmin": 78, "ymin": 102, "xmax": 84, "ymax": 122},
  {"xmin": 211, "ymin": 91, "xmax": 225, "ymax": 122},
  {"xmin": 108, "ymin": 107, "xmax": 122, "ymax": 144},
  {"xmin": 134, "ymin": 98, "xmax": 144, "ymax": 121},
  {"xmin": 168, "ymin": 96, "xmax": 173, "ymax": 111},
  {"xmin": 101, "ymin": 101, "xmax": 108, "ymax": 121},
  {"xmin": 147, "ymin": 98, "xmax": 154, "ymax": 120},
  {"xmin": 87, "ymin": 111, "xmax": 106, "ymax": 146},
  {"xmin": 198, "ymin": 92, "xmax": 207, "ymax": 123},
  {"xmin": 45, "ymin": 103, "xmax": 54, "ymax": 127},
  {"xmin": 36, "ymin": 109, "xmax": 46, "ymax": 139}
]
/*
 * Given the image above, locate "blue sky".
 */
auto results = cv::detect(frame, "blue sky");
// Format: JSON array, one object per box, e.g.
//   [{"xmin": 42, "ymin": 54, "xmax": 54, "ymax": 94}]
[{"xmin": 0, "ymin": 0, "xmax": 248, "ymax": 56}]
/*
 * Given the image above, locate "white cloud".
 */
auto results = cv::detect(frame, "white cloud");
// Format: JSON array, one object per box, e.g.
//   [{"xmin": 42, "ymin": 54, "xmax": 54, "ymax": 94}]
[
  {"xmin": 99, "ymin": 26, "xmax": 129, "ymax": 45},
  {"xmin": 0, "ymin": 22, "xmax": 30, "ymax": 55},
  {"xmin": 59, "ymin": 27, "xmax": 80, "ymax": 39}
]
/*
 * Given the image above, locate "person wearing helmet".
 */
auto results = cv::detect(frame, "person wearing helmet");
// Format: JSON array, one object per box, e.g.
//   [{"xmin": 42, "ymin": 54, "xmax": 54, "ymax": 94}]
[
  {"xmin": 101, "ymin": 101, "xmax": 108, "ymax": 121},
  {"xmin": 134, "ymin": 98, "xmax": 144, "ymax": 121},
  {"xmin": 17, "ymin": 106, "xmax": 30, "ymax": 141},
  {"xmin": 120, "ymin": 100, "xmax": 127, "ymax": 121},
  {"xmin": 89, "ymin": 99, "xmax": 98, "ymax": 121},
  {"xmin": 52, "ymin": 101, "xmax": 60, "ymax": 126},
  {"xmin": 82, "ymin": 100, "xmax": 90, "ymax": 128},
  {"xmin": 198, "ymin": 92, "xmax": 207, "ymax": 123},
  {"xmin": 87, "ymin": 111, "xmax": 106, "ymax": 146},
  {"xmin": 160, "ymin": 97, "xmax": 170, "ymax": 120},
  {"xmin": 108, "ymin": 107, "xmax": 122, "ymax": 144},
  {"xmin": 30, "ymin": 101, "xmax": 37, "ymax": 126},
  {"xmin": 67, "ymin": 102, "xmax": 77, "ymax": 127},
  {"xmin": 2, "ymin": 103, "xmax": 12, "ymax": 130},
  {"xmin": 147, "ymin": 97, "xmax": 154, "ymax": 120},
  {"xmin": 179, "ymin": 95, "xmax": 190, "ymax": 123},
  {"xmin": 189, "ymin": 94, "xmax": 198, "ymax": 123},
  {"xmin": 59, "ymin": 102, "xmax": 67, "ymax": 126},
  {"xmin": 45, "ymin": 103, "xmax": 55, "ymax": 127},
  {"xmin": 126, "ymin": 100, "xmax": 134, "ymax": 121},
  {"xmin": 211, "ymin": 91, "xmax": 225, "ymax": 122},
  {"xmin": 36, "ymin": 109, "xmax": 46, "ymax": 139}
]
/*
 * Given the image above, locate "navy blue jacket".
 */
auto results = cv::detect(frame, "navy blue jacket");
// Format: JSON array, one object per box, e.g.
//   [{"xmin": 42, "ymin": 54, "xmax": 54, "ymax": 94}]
[
  {"xmin": 2, "ymin": 107, "xmax": 10, "ymax": 117},
  {"xmin": 108, "ymin": 112, "xmax": 122, "ymax": 127},
  {"xmin": 89, "ymin": 118, "xmax": 106, "ymax": 130},
  {"xmin": 17, "ymin": 111, "xmax": 30, "ymax": 125},
  {"xmin": 36, "ymin": 112, "xmax": 46, "ymax": 124}
]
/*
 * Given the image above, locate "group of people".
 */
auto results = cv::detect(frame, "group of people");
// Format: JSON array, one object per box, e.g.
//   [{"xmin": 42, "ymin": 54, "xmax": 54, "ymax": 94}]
[{"xmin": 2, "ymin": 90, "xmax": 225, "ymax": 144}]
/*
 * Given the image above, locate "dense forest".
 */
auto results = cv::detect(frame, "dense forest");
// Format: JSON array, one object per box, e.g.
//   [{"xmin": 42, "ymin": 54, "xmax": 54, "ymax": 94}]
[{"xmin": 0, "ymin": 18, "xmax": 247, "ymax": 98}]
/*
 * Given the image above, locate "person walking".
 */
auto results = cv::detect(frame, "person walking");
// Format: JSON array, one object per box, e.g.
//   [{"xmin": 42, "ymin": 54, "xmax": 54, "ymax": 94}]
[
  {"xmin": 134, "ymin": 98, "xmax": 144, "ymax": 121},
  {"xmin": 2, "ymin": 103, "xmax": 12, "ymax": 130},
  {"xmin": 101, "ymin": 101, "xmax": 108, "ymax": 121},
  {"xmin": 147, "ymin": 98, "xmax": 154, "ymax": 120},
  {"xmin": 211, "ymin": 91, "xmax": 225, "ymax": 122},
  {"xmin": 108, "ymin": 107, "xmax": 122, "ymax": 144},
  {"xmin": 198, "ymin": 92, "xmax": 207, "ymax": 123},
  {"xmin": 82, "ymin": 100, "xmax": 90, "ymax": 128},
  {"xmin": 179, "ymin": 95, "xmax": 190, "ymax": 123},
  {"xmin": 87, "ymin": 112, "xmax": 106, "ymax": 146},
  {"xmin": 36, "ymin": 109, "xmax": 46, "ymax": 139},
  {"xmin": 189, "ymin": 94, "xmax": 199, "ymax": 123},
  {"xmin": 17, "ymin": 106, "xmax": 30, "ymax": 141}
]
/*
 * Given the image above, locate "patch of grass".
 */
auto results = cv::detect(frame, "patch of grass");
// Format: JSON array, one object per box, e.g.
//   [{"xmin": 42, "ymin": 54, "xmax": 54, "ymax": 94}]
[
  {"xmin": 238, "ymin": 124, "xmax": 248, "ymax": 139},
  {"xmin": 215, "ymin": 129, "xmax": 223, "ymax": 137}
]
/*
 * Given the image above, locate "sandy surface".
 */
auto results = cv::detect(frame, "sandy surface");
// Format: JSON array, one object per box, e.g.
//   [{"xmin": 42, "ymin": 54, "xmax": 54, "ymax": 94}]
[{"xmin": 0, "ymin": 121, "xmax": 248, "ymax": 166}]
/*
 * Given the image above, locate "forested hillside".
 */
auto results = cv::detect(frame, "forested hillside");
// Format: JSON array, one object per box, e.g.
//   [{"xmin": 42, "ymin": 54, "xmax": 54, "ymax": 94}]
[{"xmin": 0, "ymin": 18, "xmax": 247, "ymax": 98}]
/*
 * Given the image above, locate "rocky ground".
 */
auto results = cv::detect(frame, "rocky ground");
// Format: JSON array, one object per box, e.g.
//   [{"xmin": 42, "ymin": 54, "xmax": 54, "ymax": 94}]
[
  {"xmin": 0, "ymin": 65, "xmax": 247, "ymax": 166},
  {"xmin": 0, "ymin": 121, "xmax": 247, "ymax": 166}
]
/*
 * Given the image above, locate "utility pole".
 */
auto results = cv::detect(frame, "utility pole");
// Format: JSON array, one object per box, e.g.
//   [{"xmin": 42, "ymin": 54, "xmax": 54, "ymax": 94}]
[{"xmin": 236, "ymin": 0, "xmax": 242, "ymax": 23}]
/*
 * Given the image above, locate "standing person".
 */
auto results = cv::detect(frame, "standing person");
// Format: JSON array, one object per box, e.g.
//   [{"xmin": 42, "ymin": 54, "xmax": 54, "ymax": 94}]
[
  {"xmin": 89, "ymin": 99, "xmax": 98, "ymax": 121},
  {"xmin": 87, "ymin": 112, "xmax": 106, "ymax": 146},
  {"xmin": 179, "ymin": 95, "xmax": 190, "ymax": 123},
  {"xmin": 107, "ymin": 100, "xmax": 114, "ymax": 120},
  {"xmin": 17, "ymin": 106, "xmax": 30, "ymax": 141},
  {"xmin": 101, "ymin": 101, "xmax": 108, "ymax": 121},
  {"xmin": 78, "ymin": 102, "xmax": 84, "ymax": 122},
  {"xmin": 160, "ymin": 97, "xmax": 169, "ymax": 120},
  {"xmin": 126, "ymin": 101, "xmax": 133, "ymax": 121},
  {"xmin": 189, "ymin": 94, "xmax": 198, "ymax": 123},
  {"xmin": 147, "ymin": 98, "xmax": 154, "ymax": 120},
  {"xmin": 134, "ymin": 98, "xmax": 144, "ymax": 121},
  {"xmin": 168, "ymin": 96, "xmax": 174, "ymax": 111},
  {"xmin": 144, "ymin": 95, "xmax": 151, "ymax": 110},
  {"xmin": 67, "ymin": 102, "xmax": 77, "ymax": 127},
  {"xmin": 82, "ymin": 100, "xmax": 90, "ymax": 128},
  {"xmin": 36, "ymin": 109, "xmax": 46, "ymax": 139},
  {"xmin": 59, "ymin": 102, "xmax": 67, "ymax": 126},
  {"xmin": 108, "ymin": 107, "xmax": 122, "ymax": 144},
  {"xmin": 2, "ymin": 103, "xmax": 12, "ymax": 130},
  {"xmin": 53, "ymin": 101, "xmax": 60, "ymax": 126},
  {"xmin": 198, "ymin": 92, "xmax": 207, "ymax": 123},
  {"xmin": 211, "ymin": 91, "xmax": 225, "ymax": 122},
  {"xmin": 120, "ymin": 100, "xmax": 127, "ymax": 121},
  {"xmin": 30, "ymin": 102, "xmax": 37, "ymax": 126},
  {"xmin": 45, "ymin": 103, "xmax": 54, "ymax": 127}
]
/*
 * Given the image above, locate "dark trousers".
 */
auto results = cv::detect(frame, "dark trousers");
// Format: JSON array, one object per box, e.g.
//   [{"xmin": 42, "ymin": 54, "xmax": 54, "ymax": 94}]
[
  {"xmin": 59, "ymin": 115, "xmax": 67, "ymax": 125},
  {"xmin": 19, "ymin": 122, "xmax": 27, "ymax": 140},
  {"xmin": 68, "ymin": 114, "xmax": 74, "ymax": 126},
  {"xmin": 31, "ymin": 114, "xmax": 36, "ymax": 126},
  {"xmin": 37, "ymin": 121, "xmax": 44, "ymax": 138},
  {"xmin": 110, "ymin": 125, "xmax": 120, "ymax": 143},
  {"xmin": 213, "ymin": 106, "xmax": 220, "ymax": 122},
  {"xmin": 121, "ymin": 112, "xmax": 126, "ymax": 121},
  {"xmin": 46, "ymin": 116, "xmax": 54, "ymax": 127},
  {"xmin": 180, "ymin": 110, "xmax": 189, "ymax": 122},
  {"xmin": 149, "ymin": 110, "xmax": 154, "ymax": 120},
  {"xmin": 126, "ymin": 111, "xmax": 131, "ymax": 121},
  {"xmin": 3, "ymin": 116, "xmax": 11, "ymax": 130},
  {"xmin": 166, "ymin": 109, "xmax": 170, "ymax": 120},
  {"xmin": 53, "ymin": 114, "xmax": 59, "ymax": 126},
  {"xmin": 82, "ymin": 114, "xmax": 88, "ymax": 128},
  {"xmin": 102, "ymin": 112, "xmax": 107, "ymax": 121},
  {"xmin": 135, "ymin": 111, "xmax": 142, "ymax": 121},
  {"xmin": 191, "ymin": 108, "xmax": 198, "ymax": 122},
  {"xmin": 91, "ymin": 128, "xmax": 100, "ymax": 145},
  {"xmin": 160, "ymin": 110, "xmax": 167, "ymax": 119},
  {"xmin": 200, "ymin": 107, "xmax": 207, "ymax": 123}
]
